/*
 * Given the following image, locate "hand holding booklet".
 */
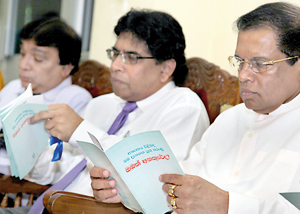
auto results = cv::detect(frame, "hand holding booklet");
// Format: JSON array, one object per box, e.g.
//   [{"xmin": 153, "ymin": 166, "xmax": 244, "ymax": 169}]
[
  {"xmin": 0, "ymin": 84, "xmax": 49, "ymax": 179},
  {"xmin": 77, "ymin": 130, "xmax": 184, "ymax": 214}
]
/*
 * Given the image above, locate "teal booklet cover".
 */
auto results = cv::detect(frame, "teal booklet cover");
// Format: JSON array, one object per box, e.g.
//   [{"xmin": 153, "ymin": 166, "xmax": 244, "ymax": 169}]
[
  {"xmin": 280, "ymin": 192, "xmax": 300, "ymax": 210},
  {"xmin": 77, "ymin": 130, "xmax": 184, "ymax": 214},
  {"xmin": 0, "ymin": 84, "xmax": 49, "ymax": 179}
]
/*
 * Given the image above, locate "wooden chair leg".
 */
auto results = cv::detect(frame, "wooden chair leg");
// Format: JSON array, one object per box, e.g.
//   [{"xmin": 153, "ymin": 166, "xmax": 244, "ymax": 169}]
[
  {"xmin": 0, "ymin": 193, "xmax": 8, "ymax": 208},
  {"xmin": 14, "ymin": 192, "xmax": 22, "ymax": 207},
  {"xmin": 27, "ymin": 194, "xmax": 35, "ymax": 206}
]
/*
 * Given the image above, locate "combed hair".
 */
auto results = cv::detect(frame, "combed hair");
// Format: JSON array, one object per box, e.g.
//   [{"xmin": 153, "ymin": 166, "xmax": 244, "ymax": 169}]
[
  {"xmin": 114, "ymin": 9, "xmax": 188, "ymax": 86},
  {"xmin": 235, "ymin": 2, "xmax": 300, "ymax": 65},
  {"xmin": 20, "ymin": 17, "xmax": 82, "ymax": 75}
]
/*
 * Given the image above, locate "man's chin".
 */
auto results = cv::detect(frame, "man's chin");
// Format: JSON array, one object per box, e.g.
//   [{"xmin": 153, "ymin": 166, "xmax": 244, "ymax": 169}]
[
  {"xmin": 114, "ymin": 90, "xmax": 129, "ymax": 100},
  {"xmin": 21, "ymin": 81, "xmax": 30, "ymax": 89},
  {"xmin": 243, "ymin": 99, "xmax": 258, "ymax": 110}
]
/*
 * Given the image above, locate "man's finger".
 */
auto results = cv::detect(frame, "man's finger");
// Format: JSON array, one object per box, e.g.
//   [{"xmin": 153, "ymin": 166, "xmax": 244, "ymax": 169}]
[
  {"xmin": 159, "ymin": 173, "xmax": 184, "ymax": 185},
  {"xmin": 90, "ymin": 167, "xmax": 110, "ymax": 178},
  {"xmin": 30, "ymin": 110, "xmax": 53, "ymax": 124}
]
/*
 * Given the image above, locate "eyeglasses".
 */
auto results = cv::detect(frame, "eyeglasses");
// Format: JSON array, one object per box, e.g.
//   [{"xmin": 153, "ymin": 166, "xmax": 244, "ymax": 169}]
[
  {"xmin": 106, "ymin": 48, "xmax": 155, "ymax": 65},
  {"xmin": 228, "ymin": 55, "xmax": 299, "ymax": 73}
]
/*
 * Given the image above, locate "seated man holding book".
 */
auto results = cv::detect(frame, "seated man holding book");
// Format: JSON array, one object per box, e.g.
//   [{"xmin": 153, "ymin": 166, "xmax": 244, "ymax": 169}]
[
  {"xmin": 91, "ymin": 2, "xmax": 300, "ymax": 213},
  {"xmin": 27, "ymin": 8, "xmax": 209, "ymax": 203},
  {"xmin": 0, "ymin": 17, "xmax": 92, "ymax": 175}
]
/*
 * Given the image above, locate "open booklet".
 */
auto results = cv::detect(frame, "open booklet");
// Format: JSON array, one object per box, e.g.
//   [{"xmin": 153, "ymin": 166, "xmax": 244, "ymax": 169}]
[
  {"xmin": 0, "ymin": 84, "xmax": 49, "ymax": 179},
  {"xmin": 77, "ymin": 130, "xmax": 184, "ymax": 214}
]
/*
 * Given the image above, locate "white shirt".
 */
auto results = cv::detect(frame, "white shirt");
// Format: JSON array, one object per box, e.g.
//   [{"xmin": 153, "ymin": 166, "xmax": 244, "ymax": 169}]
[
  {"xmin": 181, "ymin": 93, "xmax": 300, "ymax": 214},
  {"xmin": 0, "ymin": 77, "xmax": 92, "ymax": 174},
  {"xmin": 28, "ymin": 81, "xmax": 210, "ymax": 196}
]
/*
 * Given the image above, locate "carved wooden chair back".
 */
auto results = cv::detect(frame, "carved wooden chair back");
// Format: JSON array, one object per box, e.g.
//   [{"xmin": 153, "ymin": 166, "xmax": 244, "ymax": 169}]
[
  {"xmin": 184, "ymin": 57, "xmax": 242, "ymax": 123},
  {"xmin": 72, "ymin": 60, "xmax": 113, "ymax": 98}
]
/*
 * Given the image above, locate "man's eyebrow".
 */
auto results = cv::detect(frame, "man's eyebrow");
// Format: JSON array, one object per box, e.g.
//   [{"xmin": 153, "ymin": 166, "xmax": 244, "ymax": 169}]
[
  {"xmin": 234, "ymin": 54, "xmax": 243, "ymax": 60},
  {"xmin": 251, "ymin": 56, "xmax": 269, "ymax": 61},
  {"xmin": 32, "ymin": 47, "xmax": 48, "ymax": 56},
  {"xmin": 234, "ymin": 55, "xmax": 268, "ymax": 61},
  {"xmin": 125, "ymin": 51, "xmax": 139, "ymax": 55},
  {"xmin": 112, "ymin": 46, "xmax": 139, "ymax": 55}
]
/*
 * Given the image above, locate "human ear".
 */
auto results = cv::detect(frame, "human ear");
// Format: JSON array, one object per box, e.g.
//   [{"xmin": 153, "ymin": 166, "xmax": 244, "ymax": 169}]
[
  {"xmin": 61, "ymin": 64, "xmax": 74, "ymax": 78},
  {"xmin": 160, "ymin": 59, "xmax": 176, "ymax": 83}
]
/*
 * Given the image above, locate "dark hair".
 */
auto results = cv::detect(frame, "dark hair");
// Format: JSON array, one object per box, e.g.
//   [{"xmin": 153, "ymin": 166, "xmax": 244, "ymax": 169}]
[
  {"xmin": 114, "ymin": 9, "xmax": 188, "ymax": 86},
  {"xmin": 236, "ymin": 2, "xmax": 300, "ymax": 65},
  {"xmin": 19, "ymin": 17, "xmax": 82, "ymax": 75}
]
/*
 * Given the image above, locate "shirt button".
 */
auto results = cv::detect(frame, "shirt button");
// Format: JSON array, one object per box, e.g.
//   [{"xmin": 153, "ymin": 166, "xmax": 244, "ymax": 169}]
[
  {"xmin": 248, "ymin": 133, "xmax": 253, "ymax": 138},
  {"xmin": 234, "ymin": 171, "xmax": 240, "ymax": 177}
]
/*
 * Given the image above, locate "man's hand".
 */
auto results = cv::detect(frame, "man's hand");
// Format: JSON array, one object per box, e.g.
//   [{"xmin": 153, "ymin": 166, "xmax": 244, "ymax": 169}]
[
  {"xmin": 160, "ymin": 174, "xmax": 229, "ymax": 214},
  {"xmin": 30, "ymin": 104, "xmax": 83, "ymax": 142},
  {"xmin": 90, "ymin": 166, "xmax": 121, "ymax": 203}
]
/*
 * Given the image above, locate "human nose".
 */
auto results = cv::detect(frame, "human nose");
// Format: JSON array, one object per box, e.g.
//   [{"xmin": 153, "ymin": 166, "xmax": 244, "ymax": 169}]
[
  {"xmin": 110, "ymin": 53, "xmax": 125, "ymax": 73},
  {"xmin": 19, "ymin": 55, "xmax": 32, "ymax": 71},
  {"xmin": 238, "ymin": 62, "xmax": 255, "ymax": 83}
]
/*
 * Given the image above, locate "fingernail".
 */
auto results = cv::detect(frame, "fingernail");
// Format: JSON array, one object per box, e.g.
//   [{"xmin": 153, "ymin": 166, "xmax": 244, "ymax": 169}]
[
  {"xmin": 103, "ymin": 170, "xmax": 109, "ymax": 177},
  {"xmin": 109, "ymin": 180, "xmax": 115, "ymax": 187}
]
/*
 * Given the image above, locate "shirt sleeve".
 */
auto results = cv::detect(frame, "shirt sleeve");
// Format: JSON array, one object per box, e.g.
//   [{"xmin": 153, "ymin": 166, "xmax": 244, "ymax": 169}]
[{"xmin": 155, "ymin": 102, "xmax": 209, "ymax": 161}]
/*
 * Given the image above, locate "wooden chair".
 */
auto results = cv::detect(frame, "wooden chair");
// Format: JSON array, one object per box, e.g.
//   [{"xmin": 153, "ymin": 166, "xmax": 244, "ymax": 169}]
[
  {"xmin": 72, "ymin": 60, "xmax": 113, "ymax": 98},
  {"xmin": 184, "ymin": 57, "xmax": 242, "ymax": 123},
  {"xmin": 0, "ymin": 173, "xmax": 50, "ymax": 208}
]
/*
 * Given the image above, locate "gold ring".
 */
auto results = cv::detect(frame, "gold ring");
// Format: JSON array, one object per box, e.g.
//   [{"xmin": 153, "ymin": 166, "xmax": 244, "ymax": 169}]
[
  {"xmin": 170, "ymin": 197, "xmax": 178, "ymax": 209},
  {"xmin": 168, "ymin": 184, "xmax": 177, "ymax": 197}
]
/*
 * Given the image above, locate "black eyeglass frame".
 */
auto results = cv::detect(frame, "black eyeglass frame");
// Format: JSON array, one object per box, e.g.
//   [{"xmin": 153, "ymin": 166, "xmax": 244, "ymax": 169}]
[{"xmin": 106, "ymin": 48, "xmax": 155, "ymax": 65}]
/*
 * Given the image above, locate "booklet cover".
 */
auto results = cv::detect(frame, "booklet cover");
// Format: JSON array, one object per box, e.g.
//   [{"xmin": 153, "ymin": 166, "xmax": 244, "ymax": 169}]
[
  {"xmin": 0, "ymin": 84, "xmax": 49, "ymax": 179},
  {"xmin": 77, "ymin": 130, "xmax": 184, "ymax": 214},
  {"xmin": 280, "ymin": 192, "xmax": 300, "ymax": 210}
]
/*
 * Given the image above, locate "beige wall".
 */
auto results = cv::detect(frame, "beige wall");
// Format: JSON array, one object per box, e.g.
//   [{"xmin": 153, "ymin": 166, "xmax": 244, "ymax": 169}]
[{"xmin": 89, "ymin": 0, "xmax": 300, "ymax": 76}]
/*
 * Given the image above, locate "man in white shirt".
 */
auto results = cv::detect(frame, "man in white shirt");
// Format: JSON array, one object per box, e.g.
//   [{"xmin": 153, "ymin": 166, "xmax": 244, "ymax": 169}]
[
  {"xmin": 28, "ymin": 8, "xmax": 209, "ymax": 198},
  {"xmin": 160, "ymin": 2, "xmax": 300, "ymax": 214},
  {"xmin": 0, "ymin": 17, "xmax": 92, "ymax": 175},
  {"xmin": 88, "ymin": 2, "xmax": 300, "ymax": 213}
]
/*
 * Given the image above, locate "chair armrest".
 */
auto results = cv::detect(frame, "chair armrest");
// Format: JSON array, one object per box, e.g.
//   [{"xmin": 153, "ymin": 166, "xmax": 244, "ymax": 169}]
[{"xmin": 43, "ymin": 190, "xmax": 135, "ymax": 214}]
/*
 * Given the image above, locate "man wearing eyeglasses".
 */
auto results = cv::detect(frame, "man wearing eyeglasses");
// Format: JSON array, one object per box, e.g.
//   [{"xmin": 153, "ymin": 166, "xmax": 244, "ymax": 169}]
[
  {"xmin": 27, "ymin": 9, "xmax": 209, "ymax": 199},
  {"xmin": 159, "ymin": 2, "xmax": 300, "ymax": 214}
]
